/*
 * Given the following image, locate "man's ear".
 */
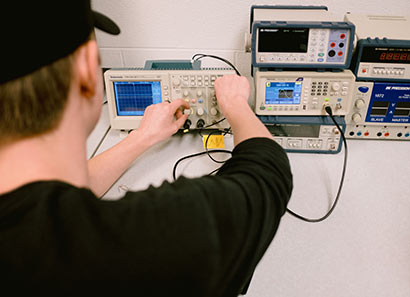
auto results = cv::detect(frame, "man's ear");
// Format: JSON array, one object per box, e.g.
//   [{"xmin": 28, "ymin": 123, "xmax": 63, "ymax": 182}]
[{"xmin": 74, "ymin": 39, "xmax": 100, "ymax": 99}]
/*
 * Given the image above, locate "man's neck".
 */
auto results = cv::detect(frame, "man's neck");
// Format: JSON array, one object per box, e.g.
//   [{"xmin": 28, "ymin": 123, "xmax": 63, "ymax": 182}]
[{"xmin": 0, "ymin": 129, "xmax": 89, "ymax": 195}]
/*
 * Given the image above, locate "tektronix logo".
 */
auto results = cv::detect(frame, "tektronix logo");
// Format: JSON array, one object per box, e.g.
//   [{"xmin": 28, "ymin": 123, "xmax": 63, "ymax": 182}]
[{"xmin": 385, "ymin": 86, "xmax": 410, "ymax": 91}]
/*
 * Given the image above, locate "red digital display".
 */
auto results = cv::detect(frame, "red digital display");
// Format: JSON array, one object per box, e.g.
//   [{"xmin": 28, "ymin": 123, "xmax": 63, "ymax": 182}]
[
  {"xmin": 361, "ymin": 47, "xmax": 410, "ymax": 64},
  {"xmin": 379, "ymin": 52, "xmax": 410, "ymax": 61}
]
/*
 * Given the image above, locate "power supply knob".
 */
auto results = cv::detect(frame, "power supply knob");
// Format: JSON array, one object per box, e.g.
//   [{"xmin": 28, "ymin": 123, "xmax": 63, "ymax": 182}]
[
  {"xmin": 183, "ymin": 90, "xmax": 189, "ymax": 97},
  {"xmin": 355, "ymin": 99, "xmax": 366, "ymax": 109},
  {"xmin": 173, "ymin": 78, "xmax": 181, "ymax": 86},
  {"xmin": 197, "ymin": 90, "xmax": 203, "ymax": 97},
  {"xmin": 352, "ymin": 113, "xmax": 362, "ymax": 123},
  {"xmin": 332, "ymin": 83, "xmax": 341, "ymax": 91},
  {"xmin": 210, "ymin": 107, "xmax": 218, "ymax": 116},
  {"xmin": 197, "ymin": 107, "xmax": 205, "ymax": 116}
]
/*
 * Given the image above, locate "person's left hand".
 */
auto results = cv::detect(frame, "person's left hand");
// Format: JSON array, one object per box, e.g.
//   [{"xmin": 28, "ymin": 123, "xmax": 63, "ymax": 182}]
[{"xmin": 134, "ymin": 99, "xmax": 190, "ymax": 146}]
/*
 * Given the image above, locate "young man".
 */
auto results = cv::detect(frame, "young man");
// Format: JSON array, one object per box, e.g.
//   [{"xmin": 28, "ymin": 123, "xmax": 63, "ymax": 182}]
[{"xmin": 0, "ymin": 1, "xmax": 292, "ymax": 296}]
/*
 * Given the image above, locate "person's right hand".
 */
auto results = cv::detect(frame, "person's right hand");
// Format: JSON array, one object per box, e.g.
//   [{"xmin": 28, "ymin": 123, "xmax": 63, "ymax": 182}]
[
  {"xmin": 132, "ymin": 99, "xmax": 190, "ymax": 147},
  {"xmin": 214, "ymin": 75, "xmax": 251, "ymax": 117}
]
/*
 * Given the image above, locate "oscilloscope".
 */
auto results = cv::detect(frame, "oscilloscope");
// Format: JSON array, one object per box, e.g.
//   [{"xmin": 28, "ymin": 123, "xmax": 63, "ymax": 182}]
[{"xmin": 104, "ymin": 68, "xmax": 235, "ymax": 130}]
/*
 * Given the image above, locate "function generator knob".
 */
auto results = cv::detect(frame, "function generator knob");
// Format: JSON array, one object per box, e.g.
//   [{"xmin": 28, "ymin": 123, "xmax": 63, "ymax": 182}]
[
  {"xmin": 173, "ymin": 78, "xmax": 181, "ymax": 86},
  {"xmin": 197, "ymin": 90, "xmax": 203, "ymax": 97},
  {"xmin": 352, "ymin": 113, "xmax": 362, "ymax": 123},
  {"xmin": 210, "ymin": 107, "xmax": 218, "ymax": 116},
  {"xmin": 197, "ymin": 107, "xmax": 205, "ymax": 116},
  {"xmin": 332, "ymin": 83, "xmax": 341, "ymax": 91},
  {"xmin": 355, "ymin": 99, "xmax": 366, "ymax": 109},
  {"xmin": 183, "ymin": 90, "xmax": 189, "ymax": 97}
]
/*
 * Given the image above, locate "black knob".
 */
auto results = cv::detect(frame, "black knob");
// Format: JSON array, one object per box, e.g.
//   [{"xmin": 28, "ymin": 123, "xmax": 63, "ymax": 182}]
[
  {"xmin": 196, "ymin": 119, "xmax": 205, "ymax": 129},
  {"xmin": 183, "ymin": 119, "xmax": 192, "ymax": 130}
]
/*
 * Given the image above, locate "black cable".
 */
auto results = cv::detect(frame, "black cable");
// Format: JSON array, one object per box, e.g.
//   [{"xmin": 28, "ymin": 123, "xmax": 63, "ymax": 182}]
[
  {"xmin": 202, "ymin": 117, "xmax": 227, "ymax": 129},
  {"xmin": 203, "ymin": 129, "xmax": 232, "ymax": 164},
  {"xmin": 286, "ymin": 106, "xmax": 348, "ymax": 223},
  {"xmin": 172, "ymin": 149, "xmax": 232, "ymax": 181},
  {"xmin": 89, "ymin": 125, "xmax": 111, "ymax": 159},
  {"xmin": 173, "ymin": 54, "xmax": 238, "ymax": 180},
  {"xmin": 192, "ymin": 54, "xmax": 242, "ymax": 76},
  {"xmin": 173, "ymin": 128, "xmax": 232, "ymax": 180}
]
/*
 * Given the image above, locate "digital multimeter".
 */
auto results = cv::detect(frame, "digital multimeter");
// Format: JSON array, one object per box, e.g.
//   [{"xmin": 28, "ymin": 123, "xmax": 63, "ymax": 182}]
[
  {"xmin": 249, "ymin": 5, "xmax": 355, "ymax": 69},
  {"xmin": 252, "ymin": 21, "xmax": 355, "ymax": 69}
]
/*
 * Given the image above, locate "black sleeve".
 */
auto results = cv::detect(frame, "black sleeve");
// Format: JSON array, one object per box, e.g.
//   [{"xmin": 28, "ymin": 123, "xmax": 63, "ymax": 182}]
[
  {"xmin": 49, "ymin": 137, "xmax": 292, "ymax": 297},
  {"xmin": 112, "ymin": 137, "xmax": 293, "ymax": 296}
]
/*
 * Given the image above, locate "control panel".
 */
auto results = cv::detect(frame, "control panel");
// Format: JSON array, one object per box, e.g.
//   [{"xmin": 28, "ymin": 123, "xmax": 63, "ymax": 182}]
[
  {"xmin": 254, "ymin": 70, "xmax": 355, "ymax": 116},
  {"xmin": 252, "ymin": 21, "xmax": 355, "ymax": 69},
  {"xmin": 104, "ymin": 69, "xmax": 235, "ymax": 130},
  {"xmin": 259, "ymin": 116, "xmax": 345, "ymax": 153},
  {"xmin": 346, "ymin": 82, "xmax": 410, "ymax": 140}
]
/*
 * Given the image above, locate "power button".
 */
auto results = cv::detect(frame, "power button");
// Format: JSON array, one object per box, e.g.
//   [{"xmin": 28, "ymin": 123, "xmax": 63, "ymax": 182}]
[{"xmin": 358, "ymin": 86, "xmax": 369, "ymax": 93}]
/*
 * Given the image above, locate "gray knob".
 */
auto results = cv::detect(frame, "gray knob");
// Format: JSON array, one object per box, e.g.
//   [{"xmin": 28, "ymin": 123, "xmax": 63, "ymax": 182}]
[
  {"xmin": 210, "ymin": 108, "xmax": 218, "ymax": 116},
  {"xmin": 355, "ymin": 99, "xmax": 366, "ymax": 109},
  {"xmin": 352, "ymin": 113, "xmax": 362, "ymax": 123}
]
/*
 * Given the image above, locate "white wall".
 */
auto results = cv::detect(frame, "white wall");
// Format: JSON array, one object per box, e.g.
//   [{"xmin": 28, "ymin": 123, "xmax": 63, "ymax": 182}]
[
  {"xmin": 92, "ymin": 0, "xmax": 410, "ymax": 70},
  {"xmin": 91, "ymin": 1, "xmax": 410, "ymax": 297}
]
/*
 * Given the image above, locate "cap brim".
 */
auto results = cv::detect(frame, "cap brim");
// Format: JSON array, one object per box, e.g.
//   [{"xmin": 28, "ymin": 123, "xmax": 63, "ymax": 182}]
[{"xmin": 92, "ymin": 11, "xmax": 121, "ymax": 35}]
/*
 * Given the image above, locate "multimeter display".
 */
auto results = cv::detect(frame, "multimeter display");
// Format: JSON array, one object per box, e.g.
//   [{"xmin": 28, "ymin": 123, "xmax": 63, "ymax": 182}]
[
  {"xmin": 361, "ymin": 47, "xmax": 410, "ymax": 64},
  {"xmin": 265, "ymin": 82, "xmax": 302, "ymax": 105},
  {"xmin": 113, "ymin": 81, "xmax": 162, "ymax": 116},
  {"xmin": 258, "ymin": 28, "xmax": 309, "ymax": 53}
]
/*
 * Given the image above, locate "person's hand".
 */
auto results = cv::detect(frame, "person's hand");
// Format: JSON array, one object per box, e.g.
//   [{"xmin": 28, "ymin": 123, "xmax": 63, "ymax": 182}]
[
  {"xmin": 214, "ymin": 75, "xmax": 250, "ymax": 117},
  {"xmin": 133, "ymin": 99, "xmax": 190, "ymax": 146}
]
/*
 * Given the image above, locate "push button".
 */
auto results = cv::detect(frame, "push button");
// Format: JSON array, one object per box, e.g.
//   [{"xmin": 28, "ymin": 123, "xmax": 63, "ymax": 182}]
[{"xmin": 358, "ymin": 86, "xmax": 369, "ymax": 93}]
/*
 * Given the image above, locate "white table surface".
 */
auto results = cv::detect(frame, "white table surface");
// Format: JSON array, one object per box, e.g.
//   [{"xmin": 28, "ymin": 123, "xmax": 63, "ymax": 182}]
[{"xmin": 88, "ymin": 105, "xmax": 410, "ymax": 297}]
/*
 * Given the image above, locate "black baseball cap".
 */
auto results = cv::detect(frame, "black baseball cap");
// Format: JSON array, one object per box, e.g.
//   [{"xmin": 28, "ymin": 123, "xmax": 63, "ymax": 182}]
[{"xmin": 1, "ymin": 0, "xmax": 120, "ymax": 84}]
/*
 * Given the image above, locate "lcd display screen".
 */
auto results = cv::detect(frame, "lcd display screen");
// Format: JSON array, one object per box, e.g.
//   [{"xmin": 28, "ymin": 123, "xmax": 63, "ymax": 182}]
[
  {"xmin": 266, "ymin": 124, "xmax": 320, "ymax": 138},
  {"xmin": 258, "ymin": 28, "xmax": 309, "ymax": 53},
  {"xmin": 265, "ymin": 82, "xmax": 302, "ymax": 105},
  {"xmin": 113, "ymin": 81, "xmax": 162, "ymax": 116}
]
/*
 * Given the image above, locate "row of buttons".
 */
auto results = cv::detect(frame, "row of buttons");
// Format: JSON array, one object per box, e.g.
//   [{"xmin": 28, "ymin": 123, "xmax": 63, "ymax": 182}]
[
  {"xmin": 259, "ymin": 56, "xmax": 307, "ymax": 62},
  {"xmin": 182, "ymin": 75, "xmax": 220, "ymax": 81},
  {"xmin": 287, "ymin": 139, "xmax": 337, "ymax": 150},
  {"xmin": 287, "ymin": 139, "xmax": 303, "ymax": 148},
  {"xmin": 184, "ymin": 98, "xmax": 205, "ymax": 104},
  {"xmin": 307, "ymin": 140, "xmax": 323, "ymax": 149},
  {"xmin": 260, "ymin": 106, "xmax": 300, "ymax": 111},
  {"xmin": 174, "ymin": 75, "xmax": 223, "ymax": 87},
  {"xmin": 311, "ymin": 91, "xmax": 348, "ymax": 96},
  {"xmin": 373, "ymin": 69, "xmax": 405, "ymax": 75}
]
